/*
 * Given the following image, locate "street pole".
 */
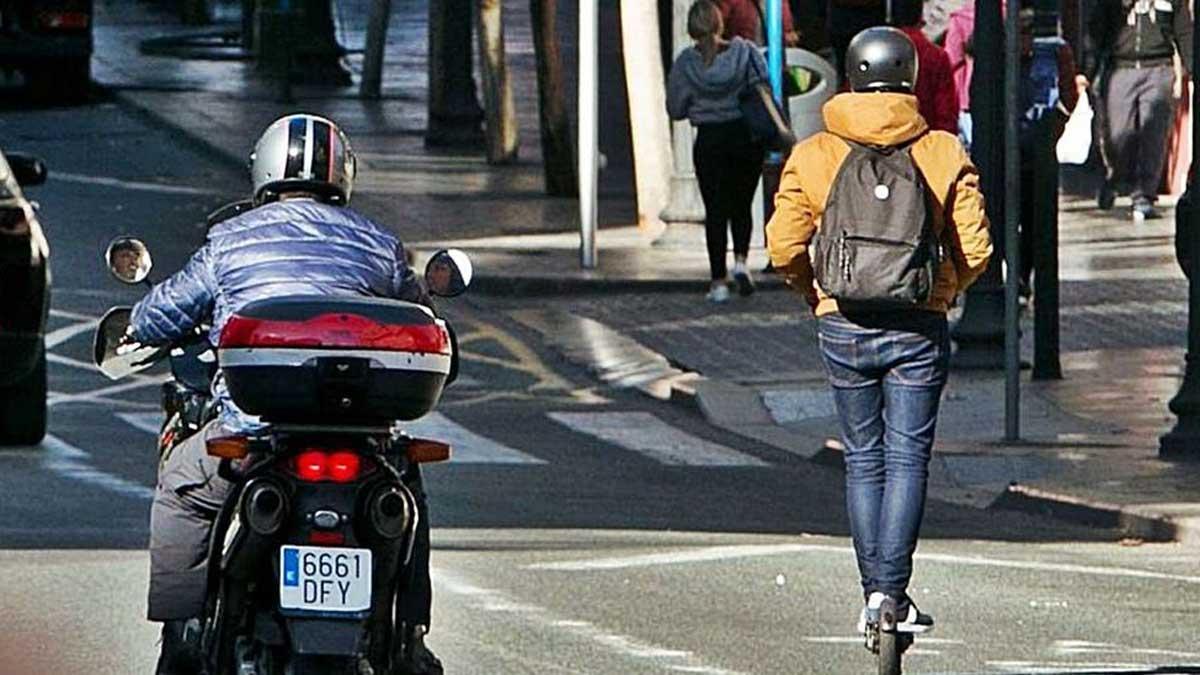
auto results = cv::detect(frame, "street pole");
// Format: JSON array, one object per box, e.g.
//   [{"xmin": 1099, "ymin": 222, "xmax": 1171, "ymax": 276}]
[
  {"xmin": 760, "ymin": 0, "xmax": 785, "ymax": 236},
  {"xmin": 1004, "ymin": 0, "xmax": 1021, "ymax": 441},
  {"xmin": 656, "ymin": 0, "xmax": 706, "ymax": 245},
  {"xmin": 360, "ymin": 0, "xmax": 391, "ymax": 99},
  {"xmin": 578, "ymin": 0, "xmax": 598, "ymax": 269},
  {"xmin": 951, "ymin": 0, "xmax": 1007, "ymax": 371},
  {"xmin": 1031, "ymin": 0, "xmax": 1062, "ymax": 381},
  {"xmin": 1160, "ymin": 1, "xmax": 1200, "ymax": 459},
  {"xmin": 620, "ymin": 0, "xmax": 672, "ymax": 231}
]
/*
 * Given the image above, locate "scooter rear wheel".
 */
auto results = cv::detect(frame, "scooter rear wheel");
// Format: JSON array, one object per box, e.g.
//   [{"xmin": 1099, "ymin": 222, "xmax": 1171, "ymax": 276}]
[{"xmin": 877, "ymin": 630, "xmax": 901, "ymax": 675}]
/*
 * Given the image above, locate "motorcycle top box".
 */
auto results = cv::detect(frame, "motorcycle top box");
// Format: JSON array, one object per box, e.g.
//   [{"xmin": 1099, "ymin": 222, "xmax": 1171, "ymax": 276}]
[{"xmin": 219, "ymin": 295, "xmax": 451, "ymax": 423}]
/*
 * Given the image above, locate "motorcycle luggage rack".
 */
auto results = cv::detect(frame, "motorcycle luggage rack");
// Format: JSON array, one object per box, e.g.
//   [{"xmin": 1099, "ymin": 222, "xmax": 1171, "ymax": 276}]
[{"xmin": 269, "ymin": 423, "xmax": 396, "ymax": 435}]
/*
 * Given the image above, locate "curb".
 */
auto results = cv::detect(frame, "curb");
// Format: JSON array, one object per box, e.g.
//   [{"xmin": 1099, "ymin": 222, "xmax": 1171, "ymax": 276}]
[
  {"xmin": 467, "ymin": 273, "xmax": 789, "ymax": 298},
  {"xmin": 109, "ymin": 89, "xmax": 248, "ymax": 172},
  {"xmin": 991, "ymin": 483, "xmax": 1179, "ymax": 543}
]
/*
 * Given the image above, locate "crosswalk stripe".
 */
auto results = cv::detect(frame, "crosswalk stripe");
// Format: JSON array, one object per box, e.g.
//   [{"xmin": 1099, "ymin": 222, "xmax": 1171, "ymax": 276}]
[
  {"xmin": 117, "ymin": 412, "xmax": 163, "ymax": 435},
  {"xmin": 114, "ymin": 411, "xmax": 545, "ymax": 465},
  {"xmin": 406, "ymin": 412, "xmax": 546, "ymax": 464},
  {"xmin": 546, "ymin": 411, "xmax": 767, "ymax": 467}
]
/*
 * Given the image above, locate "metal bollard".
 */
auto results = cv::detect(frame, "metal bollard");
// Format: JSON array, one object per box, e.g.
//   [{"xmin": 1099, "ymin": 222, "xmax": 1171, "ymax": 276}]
[
  {"xmin": 1032, "ymin": 116, "xmax": 1062, "ymax": 380},
  {"xmin": 1161, "ymin": 181, "xmax": 1200, "ymax": 458}
]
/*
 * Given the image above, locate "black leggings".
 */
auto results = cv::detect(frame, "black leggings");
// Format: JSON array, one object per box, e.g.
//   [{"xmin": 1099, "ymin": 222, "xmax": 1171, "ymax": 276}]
[{"xmin": 693, "ymin": 120, "xmax": 764, "ymax": 280}]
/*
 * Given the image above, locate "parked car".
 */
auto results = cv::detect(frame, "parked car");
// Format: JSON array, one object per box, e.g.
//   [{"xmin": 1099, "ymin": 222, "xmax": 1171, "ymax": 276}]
[
  {"xmin": 0, "ymin": 0, "xmax": 93, "ymax": 98},
  {"xmin": 0, "ymin": 151, "xmax": 49, "ymax": 445}
]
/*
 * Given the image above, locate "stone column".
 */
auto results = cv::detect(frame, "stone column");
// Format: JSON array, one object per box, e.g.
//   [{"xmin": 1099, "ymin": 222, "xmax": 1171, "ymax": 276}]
[
  {"xmin": 621, "ymin": 0, "xmax": 673, "ymax": 231},
  {"xmin": 655, "ymin": 0, "xmax": 706, "ymax": 247},
  {"xmin": 426, "ymin": 0, "xmax": 485, "ymax": 147}
]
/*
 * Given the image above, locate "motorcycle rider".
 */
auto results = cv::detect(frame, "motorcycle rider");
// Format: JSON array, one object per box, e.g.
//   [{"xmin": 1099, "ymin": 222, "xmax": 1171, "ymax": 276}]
[{"xmin": 128, "ymin": 113, "xmax": 443, "ymax": 675}]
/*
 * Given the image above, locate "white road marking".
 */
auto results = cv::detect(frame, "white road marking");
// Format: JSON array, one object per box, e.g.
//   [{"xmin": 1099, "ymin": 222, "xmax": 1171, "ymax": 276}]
[
  {"xmin": 48, "ymin": 377, "xmax": 167, "ymax": 406},
  {"xmin": 989, "ymin": 661, "xmax": 1153, "ymax": 673},
  {"xmin": 433, "ymin": 569, "xmax": 746, "ymax": 674},
  {"xmin": 117, "ymin": 410, "xmax": 545, "ymax": 465},
  {"xmin": 547, "ymin": 411, "xmax": 767, "ymax": 467},
  {"xmin": 40, "ymin": 434, "xmax": 154, "ymax": 501},
  {"xmin": 45, "ymin": 319, "xmax": 99, "ymax": 349},
  {"xmin": 117, "ymin": 412, "xmax": 164, "ymax": 436},
  {"xmin": 52, "ymin": 171, "xmax": 227, "ymax": 196},
  {"xmin": 406, "ymin": 412, "xmax": 545, "ymax": 464},
  {"xmin": 49, "ymin": 308, "xmax": 103, "ymax": 322},
  {"xmin": 1052, "ymin": 640, "xmax": 1200, "ymax": 659},
  {"xmin": 526, "ymin": 543, "xmax": 1200, "ymax": 586},
  {"xmin": 800, "ymin": 637, "xmax": 965, "ymax": 645}
]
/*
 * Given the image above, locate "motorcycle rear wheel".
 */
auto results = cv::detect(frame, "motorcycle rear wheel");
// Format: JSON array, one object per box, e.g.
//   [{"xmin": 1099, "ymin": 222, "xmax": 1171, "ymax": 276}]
[{"xmin": 287, "ymin": 655, "xmax": 359, "ymax": 675}]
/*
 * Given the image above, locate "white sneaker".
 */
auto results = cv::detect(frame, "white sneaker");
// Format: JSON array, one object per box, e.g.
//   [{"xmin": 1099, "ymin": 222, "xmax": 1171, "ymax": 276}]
[
  {"xmin": 856, "ymin": 592, "xmax": 934, "ymax": 634},
  {"xmin": 705, "ymin": 283, "xmax": 730, "ymax": 303}
]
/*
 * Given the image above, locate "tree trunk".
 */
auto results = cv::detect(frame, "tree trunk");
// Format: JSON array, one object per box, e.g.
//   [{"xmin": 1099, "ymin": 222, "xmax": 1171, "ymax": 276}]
[
  {"xmin": 477, "ymin": 0, "xmax": 519, "ymax": 163},
  {"xmin": 530, "ymin": 0, "xmax": 577, "ymax": 196},
  {"xmin": 426, "ymin": 0, "xmax": 484, "ymax": 147}
]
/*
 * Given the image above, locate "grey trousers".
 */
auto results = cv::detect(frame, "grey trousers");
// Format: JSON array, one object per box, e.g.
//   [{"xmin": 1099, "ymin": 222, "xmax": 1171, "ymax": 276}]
[
  {"xmin": 147, "ymin": 422, "xmax": 433, "ymax": 626},
  {"xmin": 1104, "ymin": 64, "xmax": 1176, "ymax": 202}
]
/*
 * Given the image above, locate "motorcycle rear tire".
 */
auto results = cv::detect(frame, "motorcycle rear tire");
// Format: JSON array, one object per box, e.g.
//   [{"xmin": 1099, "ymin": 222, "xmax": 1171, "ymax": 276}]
[{"xmin": 288, "ymin": 655, "xmax": 358, "ymax": 674}]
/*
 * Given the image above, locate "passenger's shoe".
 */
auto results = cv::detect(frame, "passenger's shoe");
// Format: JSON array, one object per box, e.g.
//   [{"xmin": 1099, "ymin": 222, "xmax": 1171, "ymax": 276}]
[
  {"xmin": 393, "ymin": 625, "xmax": 444, "ymax": 675},
  {"xmin": 733, "ymin": 269, "xmax": 756, "ymax": 297},
  {"xmin": 1133, "ymin": 199, "xmax": 1161, "ymax": 223},
  {"xmin": 1097, "ymin": 180, "xmax": 1115, "ymax": 211},
  {"xmin": 155, "ymin": 618, "xmax": 205, "ymax": 675},
  {"xmin": 856, "ymin": 592, "xmax": 934, "ymax": 635},
  {"xmin": 706, "ymin": 282, "xmax": 731, "ymax": 303}
]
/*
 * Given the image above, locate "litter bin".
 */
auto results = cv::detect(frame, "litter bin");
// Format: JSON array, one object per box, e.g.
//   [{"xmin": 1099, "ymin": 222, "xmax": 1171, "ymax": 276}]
[{"xmin": 783, "ymin": 48, "xmax": 837, "ymax": 143}]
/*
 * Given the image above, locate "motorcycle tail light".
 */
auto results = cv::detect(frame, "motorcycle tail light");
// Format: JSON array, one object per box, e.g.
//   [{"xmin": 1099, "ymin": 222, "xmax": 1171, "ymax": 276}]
[
  {"xmin": 309, "ymin": 531, "xmax": 345, "ymax": 545},
  {"xmin": 326, "ymin": 452, "xmax": 361, "ymax": 483},
  {"xmin": 294, "ymin": 450, "xmax": 329, "ymax": 482},
  {"xmin": 291, "ymin": 449, "xmax": 372, "ymax": 483},
  {"xmin": 38, "ymin": 11, "xmax": 90, "ymax": 30}
]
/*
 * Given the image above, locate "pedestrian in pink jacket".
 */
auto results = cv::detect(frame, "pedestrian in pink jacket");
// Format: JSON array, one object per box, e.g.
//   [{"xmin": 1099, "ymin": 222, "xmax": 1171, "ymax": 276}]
[{"xmin": 944, "ymin": 0, "xmax": 975, "ymax": 146}]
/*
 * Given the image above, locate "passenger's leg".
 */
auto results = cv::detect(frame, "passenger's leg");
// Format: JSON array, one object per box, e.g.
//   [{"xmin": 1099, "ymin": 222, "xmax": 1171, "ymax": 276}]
[
  {"xmin": 818, "ymin": 313, "xmax": 886, "ymax": 599},
  {"xmin": 148, "ymin": 421, "xmax": 230, "ymax": 621},
  {"xmin": 876, "ymin": 317, "xmax": 949, "ymax": 607}
]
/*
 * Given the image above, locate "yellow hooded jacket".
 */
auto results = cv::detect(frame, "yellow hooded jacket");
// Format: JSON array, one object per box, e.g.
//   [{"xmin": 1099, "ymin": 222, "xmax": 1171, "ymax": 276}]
[{"xmin": 766, "ymin": 92, "xmax": 993, "ymax": 316}]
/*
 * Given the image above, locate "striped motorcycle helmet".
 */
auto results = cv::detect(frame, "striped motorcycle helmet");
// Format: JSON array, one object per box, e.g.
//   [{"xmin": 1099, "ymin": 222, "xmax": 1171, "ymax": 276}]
[{"xmin": 250, "ymin": 113, "xmax": 357, "ymax": 205}]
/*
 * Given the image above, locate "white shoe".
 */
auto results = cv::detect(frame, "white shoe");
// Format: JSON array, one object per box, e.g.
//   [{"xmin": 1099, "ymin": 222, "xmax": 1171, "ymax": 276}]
[
  {"xmin": 856, "ymin": 592, "xmax": 934, "ymax": 634},
  {"xmin": 705, "ymin": 283, "xmax": 730, "ymax": 303}
]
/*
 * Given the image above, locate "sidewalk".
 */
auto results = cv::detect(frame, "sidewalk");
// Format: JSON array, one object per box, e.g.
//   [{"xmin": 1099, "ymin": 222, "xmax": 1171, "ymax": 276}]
[
  {"xmin": 93, "ymin": 1, "xmax": 1200, "ymax": 541},
  {"xmin": 503, "ymin": 201, "xmax": 1200, "ymax": 543}
]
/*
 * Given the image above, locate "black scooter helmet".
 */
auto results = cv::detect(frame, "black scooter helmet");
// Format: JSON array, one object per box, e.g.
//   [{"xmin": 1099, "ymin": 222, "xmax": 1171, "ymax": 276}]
[{"xmin": 845, "ymin": 26, "xmax": 919, "ymax": 94}]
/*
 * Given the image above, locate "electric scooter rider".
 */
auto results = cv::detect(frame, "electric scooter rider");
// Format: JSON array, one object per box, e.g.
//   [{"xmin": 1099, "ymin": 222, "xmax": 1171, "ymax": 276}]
[{"xmin": 129, "ymin": 113, "xmax": 444, "ymax": 675}]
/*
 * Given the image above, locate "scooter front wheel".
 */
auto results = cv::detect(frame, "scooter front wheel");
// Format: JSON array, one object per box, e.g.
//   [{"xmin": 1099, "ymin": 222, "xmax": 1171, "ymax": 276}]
[{"xmin": 877, "ymin": 630, "xmax": 901, "ymax": 675}]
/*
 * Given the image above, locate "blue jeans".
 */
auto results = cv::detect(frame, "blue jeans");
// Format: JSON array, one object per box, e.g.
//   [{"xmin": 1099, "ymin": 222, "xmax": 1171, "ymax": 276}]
[{"xmin": 817, "ymin": 311, "xmax": 950, "ymax": 606}]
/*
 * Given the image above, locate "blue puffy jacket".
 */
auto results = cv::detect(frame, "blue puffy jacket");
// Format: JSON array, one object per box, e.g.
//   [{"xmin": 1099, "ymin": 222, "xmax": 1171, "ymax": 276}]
[{"xmin": 130, "ymin": 198, "xmax": 429, "ymax": 432}]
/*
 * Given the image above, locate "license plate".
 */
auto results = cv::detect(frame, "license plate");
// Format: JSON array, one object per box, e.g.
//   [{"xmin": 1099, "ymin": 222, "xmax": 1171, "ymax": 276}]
[{"xmin": 279, "ymin": 545, "xmax": 372, "ymax": 613}]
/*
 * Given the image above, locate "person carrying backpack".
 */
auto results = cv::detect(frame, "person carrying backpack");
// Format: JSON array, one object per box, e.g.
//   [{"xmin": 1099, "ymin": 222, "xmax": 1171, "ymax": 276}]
[{"xmin": 765, "ymin": 26, "xmax": 992, "ymax": 633}]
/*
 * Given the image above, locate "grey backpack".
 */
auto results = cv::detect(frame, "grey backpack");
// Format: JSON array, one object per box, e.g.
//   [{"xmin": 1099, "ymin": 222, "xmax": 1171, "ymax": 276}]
[{"xmin": 811, "ymin": 138, "xmax": 940, "ymax": 308}]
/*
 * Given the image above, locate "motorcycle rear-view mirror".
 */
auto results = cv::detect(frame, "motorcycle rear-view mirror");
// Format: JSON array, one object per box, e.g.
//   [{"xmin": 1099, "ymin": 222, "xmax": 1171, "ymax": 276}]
[
  {"xmin": 93, "ymin": 306, "xmax": 168, "ymax": 381},
  {"xmin": 424, "ymin": 248, "xmax": 473, "ymax": 298},
  {"xmin": 105, "ymin": 237, "xmax": 154, "ymax": 285},
  {"xmin": 6, "ymin": 152, "xmax": 47, "ymax": 187}
]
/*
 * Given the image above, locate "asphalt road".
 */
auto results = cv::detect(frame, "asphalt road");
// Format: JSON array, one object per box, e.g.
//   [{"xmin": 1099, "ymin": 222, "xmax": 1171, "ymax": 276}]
[{"xmin": 1, "ymin": 93, "xmax": 1198, "ymax": 675}]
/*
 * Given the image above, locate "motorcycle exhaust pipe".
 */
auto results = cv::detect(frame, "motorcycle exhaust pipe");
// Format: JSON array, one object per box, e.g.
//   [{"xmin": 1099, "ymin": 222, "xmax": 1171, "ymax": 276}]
[
  {"xmin": 243, "ymin": 479, "xmax": 287, "ymax": 536},
  {"xmin": 368, "ymin": 485, "xmax": 415, "ymax": 540}
]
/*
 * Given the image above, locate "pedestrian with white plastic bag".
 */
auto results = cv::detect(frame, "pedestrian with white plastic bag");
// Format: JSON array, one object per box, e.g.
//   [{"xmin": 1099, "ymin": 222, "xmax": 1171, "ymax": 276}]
[{"xmin": 1057, "ymin": 87, "xmax": 1094, "ymax": 165}]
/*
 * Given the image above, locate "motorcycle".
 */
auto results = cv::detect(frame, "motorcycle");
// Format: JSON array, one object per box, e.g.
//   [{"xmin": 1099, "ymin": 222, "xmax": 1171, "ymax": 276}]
[{"xmin": 94, "ymin": 206, "xmax": 471, "ymax": 674}]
